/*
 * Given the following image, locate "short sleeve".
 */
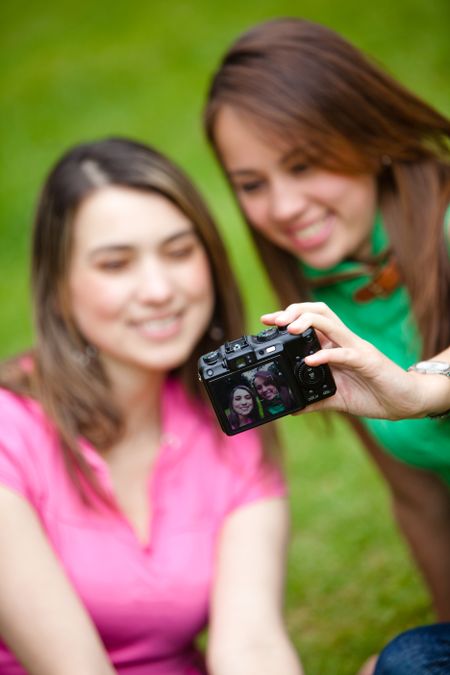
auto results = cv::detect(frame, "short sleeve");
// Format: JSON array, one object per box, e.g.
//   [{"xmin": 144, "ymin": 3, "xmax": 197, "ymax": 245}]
[
  {"xmin": 224, "ymin": 429, "xmax": 287, "ymax": 513},
  {"xmin": 0, "ymin": 389, "xmax": 44, "ymax": 505}
]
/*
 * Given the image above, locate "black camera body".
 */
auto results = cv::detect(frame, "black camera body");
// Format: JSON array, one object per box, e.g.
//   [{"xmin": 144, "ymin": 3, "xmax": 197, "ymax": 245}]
[{"xmin": 198, "ymin": 326, "xmax": 336, "ymax": 435}]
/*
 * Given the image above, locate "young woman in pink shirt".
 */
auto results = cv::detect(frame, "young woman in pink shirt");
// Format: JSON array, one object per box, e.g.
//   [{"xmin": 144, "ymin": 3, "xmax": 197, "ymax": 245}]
[{"xmin": 0, "ymin": 137, "xmax": 302, "ymax": 675}]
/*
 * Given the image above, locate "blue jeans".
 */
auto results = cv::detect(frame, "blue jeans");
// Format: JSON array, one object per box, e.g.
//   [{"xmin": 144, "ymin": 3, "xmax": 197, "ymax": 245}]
[{"xmin": 374, "ymin": 623, "xmax": 450, "ymax": 674}]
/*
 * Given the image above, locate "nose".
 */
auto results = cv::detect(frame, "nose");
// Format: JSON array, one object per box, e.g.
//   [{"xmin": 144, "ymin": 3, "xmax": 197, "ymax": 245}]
[
  {"xmin": 269, "ymin": 176, "xmax": 306, "ymax": 223},
  {"xmin": 136, "ymin": 259, "xmax": 174, "ymax": 304}
]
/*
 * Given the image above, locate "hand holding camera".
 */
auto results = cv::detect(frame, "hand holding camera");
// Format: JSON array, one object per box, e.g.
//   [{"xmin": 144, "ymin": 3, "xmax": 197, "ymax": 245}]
[{"xmin": 198, "ymin": 325, "xmax": 336, "ymax": 435}]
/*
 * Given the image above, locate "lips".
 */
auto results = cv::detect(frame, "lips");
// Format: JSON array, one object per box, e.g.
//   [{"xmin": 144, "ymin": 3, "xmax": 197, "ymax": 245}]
[
  {"xmin": 132, "ymin": 312, "xmax": 183, "ymax": 339},
  {"xmin": 287, "ymin": 213, "xmax": 334, "ymax": 251}
]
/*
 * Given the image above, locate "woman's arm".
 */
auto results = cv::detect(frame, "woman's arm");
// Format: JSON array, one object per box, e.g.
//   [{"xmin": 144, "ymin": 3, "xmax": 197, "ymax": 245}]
[
  {"xmin": 0, "ymin": 485, "xmax": 116, "ymax": 675},
  {"xmin": 207, "ymin": 497, "xmax": 303, "ymax": 675},
  {"xmin": 261, "ymin": 302, "xmax": 450, "ymax": 420}
]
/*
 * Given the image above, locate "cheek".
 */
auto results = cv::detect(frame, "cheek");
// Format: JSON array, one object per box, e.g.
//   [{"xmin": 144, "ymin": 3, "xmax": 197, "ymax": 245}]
[
  {"xmin": 351, "ymin": 183, "xmax": 377, "ymax": 223},
  {"xmin": 187, "ymin": 256, "xmax": 215, "ymax": 308},
  {"xmin": 238, "ymin": 196, "xmax": 269, "ymax": 231},
  {"xmin": 323, "ymin": 175, "xmax": 376, "ymax": 221},
  {"xmin": 314, "ymin": 175, "xmax": 349, "ymax": 205},
  {"xmin": 69, "ymin": 275, "xmax": 126, "ymax": 325}
]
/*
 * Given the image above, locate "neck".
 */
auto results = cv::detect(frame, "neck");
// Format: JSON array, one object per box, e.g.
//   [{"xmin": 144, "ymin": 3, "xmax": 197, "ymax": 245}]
[{"xmin": 103, "ymin": 358, "xmax": 166, "ymax": 439}]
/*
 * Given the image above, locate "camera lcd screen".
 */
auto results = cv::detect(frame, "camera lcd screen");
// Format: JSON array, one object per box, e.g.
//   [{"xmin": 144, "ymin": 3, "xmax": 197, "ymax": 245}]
[{"xmin": 206, "ymin": 357, "xmax": 297, "ymax": 433}]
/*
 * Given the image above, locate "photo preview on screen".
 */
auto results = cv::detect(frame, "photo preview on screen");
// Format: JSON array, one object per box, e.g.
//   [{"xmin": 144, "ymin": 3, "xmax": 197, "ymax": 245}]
[{"xmin": 199, "ymin": 326, "xmax": 336, "ymax": 434}]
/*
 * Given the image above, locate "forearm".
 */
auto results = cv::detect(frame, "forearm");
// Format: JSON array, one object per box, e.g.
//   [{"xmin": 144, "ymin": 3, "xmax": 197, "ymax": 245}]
[
  {"xmin": 0, "ymin": 488, "xmax": 116, "ymax": 675},
  {"xmin": 208, "ymin": 500, "xmax": 302, "ymax": 675},
  {"xmin": 208, "ymin": 633, "xmax": 303, "ymax": 675}
]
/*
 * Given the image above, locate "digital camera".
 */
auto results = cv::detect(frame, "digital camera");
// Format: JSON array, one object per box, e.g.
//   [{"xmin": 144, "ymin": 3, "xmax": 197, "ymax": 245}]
[{"xmin": 198, "ymin": 325, "xmax": 336, "ymax": 435}]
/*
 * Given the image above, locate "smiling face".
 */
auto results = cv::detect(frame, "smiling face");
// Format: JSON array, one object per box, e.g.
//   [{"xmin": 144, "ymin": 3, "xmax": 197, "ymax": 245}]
[
  {"xmin": 214, "ymin": 106, "xmax": 377, "ymax": 269},
  {"xmin": 231, "ymin": 387, "xmax": 254, "ymax": 417},
  {"xmin": 253, "ymin": 376, "xmax": 278, "ymax": 401},
  {"xmin": 68, "ymin": 186, "xmax": 214, "ymax": 380}
]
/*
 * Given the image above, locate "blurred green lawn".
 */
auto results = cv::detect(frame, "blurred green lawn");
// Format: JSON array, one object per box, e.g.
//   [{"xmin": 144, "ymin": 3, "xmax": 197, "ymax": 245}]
[{"xmin": 1, "ymin": 0, "xmax": 449, "ymax": 673}]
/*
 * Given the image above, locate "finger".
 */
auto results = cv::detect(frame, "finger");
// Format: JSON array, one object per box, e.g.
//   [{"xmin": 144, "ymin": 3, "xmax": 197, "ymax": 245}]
[
  {"xmin": 314, "ymin": 329, "xmax": 335, "ymax": 350},
  {"xmin": 260, "ymin": 311, "xmax": 286, "ymax": 325},
  {"xmin": 283, "ymin": 312, "xmax": 362, "ymax": 349},
  {"xmin": 262, "ymin": 302, "xmax": 341, "ymax": 329},
  {"xmin": 304, "ymin": 346, "xmax": 365, "ymax": 369},
  {"xmin": 261, "ymin": 304, "xmax": 315, "ymax": 326},
  {"xmin": 276, "ymin": 302, "xmax": 341, "ymax": 327}
]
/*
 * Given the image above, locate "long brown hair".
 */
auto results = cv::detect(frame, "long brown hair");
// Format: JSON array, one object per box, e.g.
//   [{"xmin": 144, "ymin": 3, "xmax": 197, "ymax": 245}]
[
  {"xmin": 0, "ymin": 137, "xmax": 279, "ymax": 502},
  {"xmin": 205, "ymin": 17, "xmax": 450, "ymax": 358}
]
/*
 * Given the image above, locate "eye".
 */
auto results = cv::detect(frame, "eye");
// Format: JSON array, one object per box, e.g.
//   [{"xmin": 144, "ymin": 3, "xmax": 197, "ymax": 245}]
[
  {"xmin": 167, "ymin": 244, "xmax": 195, "ymax": 258},
  {"xmin": 96, "ymin": 257, "xmax": 130, "ymax": 271},
  {"xmin": 163, "ymin": 232, "xmax": 201, "ymax": 260},
  {"xmin": 165, "ymin": 242, "xmax": 197, "ymax": 259},
  {"xmin": 234, "ymin": 179, "xmax": 265, "ymax": 194},
  {"xmin": 290, "ymin": 162, "xmax": 309, "ymax": 175}
]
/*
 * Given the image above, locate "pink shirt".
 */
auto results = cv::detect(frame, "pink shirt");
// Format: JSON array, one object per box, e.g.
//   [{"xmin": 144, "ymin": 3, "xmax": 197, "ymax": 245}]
[{"xmin": 0, "ymin": 379, "xmax": 285, "ymax": 674}]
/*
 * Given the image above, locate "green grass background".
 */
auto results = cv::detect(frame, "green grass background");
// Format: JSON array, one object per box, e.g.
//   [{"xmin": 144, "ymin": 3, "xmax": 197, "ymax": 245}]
[{"xmin": 1, "ymin": 1, "xmax": 449, "ymax": 673}]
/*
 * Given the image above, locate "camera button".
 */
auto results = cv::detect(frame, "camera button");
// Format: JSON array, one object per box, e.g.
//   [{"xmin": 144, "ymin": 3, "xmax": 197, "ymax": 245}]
[
  {"xmin": 306, "ymin": 392, "xmax": 319, "ymax": 402},
  {"xmin": 204, "ymin": 350, "xmax": 220, "ymax": 365},
  {"xmin": 255, "ymin": 326, "xmax": 279, "ymax": 342},
  {"xmin": 301, "ymin": 328, "xmax": 316, "ymax": 343},
  {"xmin": 296, "ymin": 363, "xmax": 325, "ymax": 386}
]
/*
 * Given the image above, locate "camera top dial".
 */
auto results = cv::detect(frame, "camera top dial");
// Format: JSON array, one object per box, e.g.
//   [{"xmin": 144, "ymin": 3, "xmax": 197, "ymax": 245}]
[
  {"xmin": 255, "ymin": 326, "xmax": 280, "ymax": 342},
  {"xmin": 203, "ymin": 350, "xmax": 220, "ymax": 365}
]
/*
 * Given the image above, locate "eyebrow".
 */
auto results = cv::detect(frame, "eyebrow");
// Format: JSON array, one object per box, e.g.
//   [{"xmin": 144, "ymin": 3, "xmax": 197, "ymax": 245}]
[
  {"xmin": 280, "ymin": 147, "xmax": 306, "ymax": 166},
  {"xmin": 227, "ymin": 168, "xmax": 259, "ymax": 178},
  {"xmin": 227, "ymin": 148, "xmax": 304, "ymax": 178},
  {"xmin": 88, "ymin": 228, "xmax": 197, "ymax": 258}
]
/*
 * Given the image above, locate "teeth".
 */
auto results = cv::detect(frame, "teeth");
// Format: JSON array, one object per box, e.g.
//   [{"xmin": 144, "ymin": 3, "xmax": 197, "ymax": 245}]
[
  {"xmin": 142, "ymin": 316, "xmax": 178, "ymax": 330},
  {"xmin": 293, "ymin": 216, "xmax": 328, "ymax": 241}
]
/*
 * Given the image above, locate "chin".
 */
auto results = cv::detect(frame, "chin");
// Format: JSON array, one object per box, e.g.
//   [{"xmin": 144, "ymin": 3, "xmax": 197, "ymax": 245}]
[
  {"xmin": 150, "ymin": 347, "xmax": 196, "ymax": 373},
  {"xmin": 301, "ymin": 247, "xmax": 345, "ymax": 269}
]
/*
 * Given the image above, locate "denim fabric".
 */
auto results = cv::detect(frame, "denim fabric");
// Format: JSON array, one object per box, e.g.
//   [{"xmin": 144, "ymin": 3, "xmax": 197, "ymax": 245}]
[{"xmin": 374, "ymin": 623, "xmax": 450, "ymax": 675}]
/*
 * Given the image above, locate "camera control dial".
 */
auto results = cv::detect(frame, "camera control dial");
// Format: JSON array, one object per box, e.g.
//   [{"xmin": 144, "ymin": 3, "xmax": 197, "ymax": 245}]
[
  {"xmin": 295, "ymin": 362, "xmax": 325, "ymax": 386},
  {"xmin": 255, "ymin": 327, "xmax": 279, "ymax": 342},
  {"xmin": 203, "ymin": 350, "xmax": 220, "ymax": 365}
]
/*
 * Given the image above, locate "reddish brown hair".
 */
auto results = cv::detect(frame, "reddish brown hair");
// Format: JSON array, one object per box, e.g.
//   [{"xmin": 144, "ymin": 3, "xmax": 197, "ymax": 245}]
[{"xmin": 205, "ymin": 18, "xmax": 450, "ymax": 357}]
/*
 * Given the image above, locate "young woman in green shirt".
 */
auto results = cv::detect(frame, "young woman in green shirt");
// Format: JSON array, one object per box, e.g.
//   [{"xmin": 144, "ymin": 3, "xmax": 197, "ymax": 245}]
[{"xmin": 203, "ymin": 15, "xmax": 450, "ymax": 656}]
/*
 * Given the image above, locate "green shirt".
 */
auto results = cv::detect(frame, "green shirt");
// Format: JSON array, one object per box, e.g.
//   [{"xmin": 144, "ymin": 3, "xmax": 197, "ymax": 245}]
[
  {"xmin": 265, "ymin": 398, "xmax": 286, "ymax": 416},
  {"xmin": 302, "ymin": 212, "xmax": 450, "ymax": 485}
]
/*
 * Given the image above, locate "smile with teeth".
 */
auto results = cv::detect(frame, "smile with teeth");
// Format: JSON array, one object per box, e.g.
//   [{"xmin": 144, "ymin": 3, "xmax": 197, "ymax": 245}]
[
  {"xmin": 291, "ymin": 214, "xmax": 332, "ymax": 241},
  {"xmin": 142, "ymin": 316, "xmax": 178, "ymax": 329},
  {"xmin": 135, "ymin": 313, "xmax": 182, "ymax": 338}
]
